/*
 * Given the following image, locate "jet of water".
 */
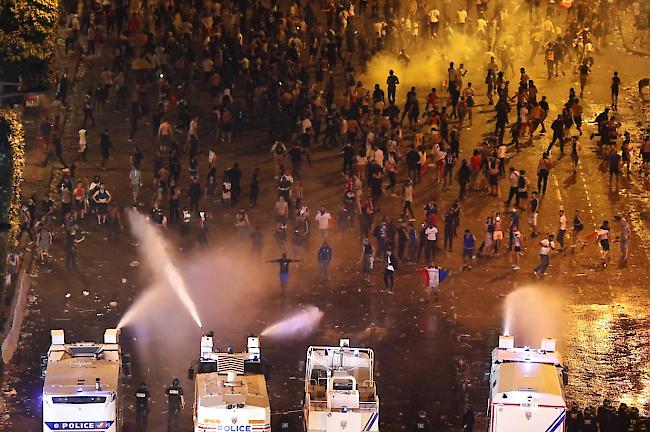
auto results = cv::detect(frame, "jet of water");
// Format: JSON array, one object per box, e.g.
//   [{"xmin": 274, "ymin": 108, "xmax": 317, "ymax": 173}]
[
  {"xmin": 260, "ymin": 306, "xmax": 324, "ymax": 339},
  {"xmin": 122, "ymin": 210, "xmax": 203, "ymax": 329},
  {"xmin": 502, "ymin": 285, "xmax": 564, "ymax": 348}
]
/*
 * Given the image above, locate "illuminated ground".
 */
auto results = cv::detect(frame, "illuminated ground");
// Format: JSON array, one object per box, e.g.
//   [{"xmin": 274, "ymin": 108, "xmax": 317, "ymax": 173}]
[{"xmin": 2, "ymin": 9, "xmax": 650, "ymax": 432}]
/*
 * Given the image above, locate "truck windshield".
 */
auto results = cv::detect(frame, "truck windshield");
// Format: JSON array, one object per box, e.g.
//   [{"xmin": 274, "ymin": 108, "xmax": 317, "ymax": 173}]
[{"xmin": 52, "ymin": 396, "xmax": 107, "ymax": 404}]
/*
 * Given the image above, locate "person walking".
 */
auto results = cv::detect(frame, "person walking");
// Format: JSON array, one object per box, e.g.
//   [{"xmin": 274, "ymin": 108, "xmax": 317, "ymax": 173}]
[
  {"xmin": 463, "ymin": 406, "xmax": 475, "ymax": 432},
  {"xmin": 165, "ymin": 378, "xmax": 184, "ymax": 432},
  {"xmin": 462, "ymin": 229, "xmax": 476, "ymax": 271},
  {"xmin": 315, "ymin": 207, "xmax": 333, "ymax": 238},
  {"xmin": 570, "ymin": 136, "xmax": 581, "ymax": 172},
  {"xmin": 317, "ymin": 241, "xmax": 333, "ymax": 281},
  {"xmin": 387, "ymin": 70, "xmax": 399, "ymax": 104},
  {"xmin": 517, "ymin": 170, "xmax": 529, "ymax": 210},
  {"xmin": 546, "ymin": 115, "xmax": 565, "ymax": 155},
  {"xmin": 418, "ymin": 263, "xmax": 449, "ymax": 302},
  {"xmin": 511, "ymin": 228, "xmax": 524, "ymax": 270},
  {"xmin": 424, "ymin": 223, "xmax": 438, "ymax": 262},
  {"xmin": 135, "ymin": 382, "xmax": 150, "ymax": 432},
  {"xmin": 616, "ymin": 214, "xmax": 631, "ymax": 261},
  {"xmin": 532, "ymin": 234, "xmax": 555, "ymax": 276},
  {"xmin": 99, "ymin": 129, "xmax": 111, "ymax": 170},
  {"xmin": 266, "ymin": 253, "xmax": 302, "ymax": 293},
  {"xmin": 401, "ymin": 179, "xmax": 415, "ymax": 220},
  {"xmin": 556, "ymin": 209, "xmax": 568, "ymax": 251},
  {"xmin": 610, "ymin": 72, "xmax": 621, "ymax": 111},
  {"xmin": 383, "ymin": 250, "xmax": 397, "ymax": 294},
  {"xmin": 64, "ymin": 227, "xmax": 84, "ymax": 270},
  {"xmin": 572, "ymin": 209, "xmax": 586, "ymax": 250},
  {"xmin": 536, "ymin": 153, "xmax": 553, "ymax": 195},
  {"xmin": 504, "ymin": 167, "xmax": 520, "ymax": 207}
]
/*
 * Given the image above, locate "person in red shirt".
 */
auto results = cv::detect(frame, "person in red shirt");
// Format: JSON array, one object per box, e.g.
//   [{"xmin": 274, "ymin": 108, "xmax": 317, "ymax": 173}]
[
  {"xmin": 469, "ymin": 149, "xmax": 483, "ymax": 190},
  {"xmin": 425, "ymin": 88, "xmax": 438, "ymax": 112}
]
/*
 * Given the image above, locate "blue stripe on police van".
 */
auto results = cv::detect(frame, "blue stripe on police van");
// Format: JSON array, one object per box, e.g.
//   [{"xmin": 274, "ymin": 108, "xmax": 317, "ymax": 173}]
[
  {"xmin": 45, "ymin": 421, "xmax": 114, "ymax": 430},
  {"xmin": 363, "ymin": 412, "xmax": 378, "ymax": 431},
  {"xmin": 545, "ymin": 412, "xmax": 566, "ymax": 432}
]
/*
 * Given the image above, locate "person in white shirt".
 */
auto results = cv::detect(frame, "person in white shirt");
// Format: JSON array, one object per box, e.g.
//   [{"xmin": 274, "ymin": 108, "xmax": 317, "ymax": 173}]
[
  {"xmin": 456, "ymin": 9, "xmax": 468, "ymax": 33},
  {"xmin": 373, "ymin": 147, "xmax": 384, "ymax": 166},
  {"xmin": 476, "ymin": 16, "xmax": 488, "ymax": 38},
  {"xmin": 315, "ymin": 207, "xmax": 332, "ymax": 237},
  {"xmin": 424, "ymin": 224, "xmax": 438, "ymax": 262},
  {"xmin": 77, "ymin": 128, "xmax": 87, "ymax": 162},
  {"xmin": 533, "ymin": 234, "xmax": 555, "ymax": 276},
  {"xmin": 428, "ymin": 8, "xmax": 440, "ymax": 37},
  {"xmin": 557, "ymin": 209, "xmax": 568, "ymax": 250}
]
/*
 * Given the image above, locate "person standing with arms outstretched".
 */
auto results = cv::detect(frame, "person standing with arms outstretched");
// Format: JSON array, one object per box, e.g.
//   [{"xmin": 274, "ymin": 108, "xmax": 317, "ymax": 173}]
[
  {"xmin": 387, "ymin": 70, "xmax": 399, "ymax": 104},
  {"xmin": 267, "ymin": 253, "xmax": 302, "ymax": 293}
]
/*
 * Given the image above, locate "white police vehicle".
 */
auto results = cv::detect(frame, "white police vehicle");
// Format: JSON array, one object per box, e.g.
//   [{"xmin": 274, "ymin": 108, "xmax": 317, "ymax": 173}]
[
  {"xmin": 42, "ymin": 329, "xmax": 124, "ymax": 432},
  {"xmin": 487, "ymin": 335, "xmax": 569, "ymax": 432},
  {"xmin": 188, "ymin": 333, "xmax": 270, "ymax": 432},
  {"xmin": 304, "ymin": 339, "xmax": 380, "ymax": 432}
]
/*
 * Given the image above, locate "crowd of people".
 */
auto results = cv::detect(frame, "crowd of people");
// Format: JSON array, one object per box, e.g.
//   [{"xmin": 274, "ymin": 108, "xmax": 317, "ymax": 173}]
[{"xmin": 7, "ymin": 0, "xmax": 650, "ymax": 428}]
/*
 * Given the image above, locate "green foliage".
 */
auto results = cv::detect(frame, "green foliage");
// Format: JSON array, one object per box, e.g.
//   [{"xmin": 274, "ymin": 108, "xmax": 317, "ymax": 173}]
[{"xmin": 0, "ymin": 0, "xmax": 61, "ymax": 86}]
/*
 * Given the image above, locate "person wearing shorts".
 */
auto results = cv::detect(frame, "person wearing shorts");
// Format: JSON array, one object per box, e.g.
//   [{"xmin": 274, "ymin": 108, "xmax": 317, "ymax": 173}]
[
  {"xmin": 511, "ymin": 229, "xmax": 523, "ymax": 270},
  {"xmin": 462, "ymin": 229, "xmax": 476, "ymax": 270},
  {"xmin": 597, "ymin": 221, "xmax": 611, "ymax": 267}
]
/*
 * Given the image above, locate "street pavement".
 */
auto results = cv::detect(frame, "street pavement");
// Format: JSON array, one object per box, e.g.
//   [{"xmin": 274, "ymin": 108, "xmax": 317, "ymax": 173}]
[{"xmin": 2, "ymin": 12, "xmax": 650, "ymax": 432}]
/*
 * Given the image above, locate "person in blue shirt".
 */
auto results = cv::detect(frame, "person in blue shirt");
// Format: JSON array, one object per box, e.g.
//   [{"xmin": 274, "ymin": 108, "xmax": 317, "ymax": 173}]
[
  {"xmin": 316, "ymin": 241, "xmax": 333, "ymax": 281},
  {"xmin": 462, "ymin": 229, "xmax": 476, "ymax": 270}
]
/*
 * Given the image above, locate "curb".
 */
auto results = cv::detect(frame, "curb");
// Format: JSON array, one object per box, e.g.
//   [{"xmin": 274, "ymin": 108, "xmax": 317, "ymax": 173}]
[{"xmin": 0, "ymin": 33, "xmax": 83, "ymax": 366}]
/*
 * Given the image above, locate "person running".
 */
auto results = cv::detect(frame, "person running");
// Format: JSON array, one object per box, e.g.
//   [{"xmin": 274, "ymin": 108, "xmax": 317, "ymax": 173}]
[
  {"xmin": 533, "ymin": 234, "xmax": 555, "ymax": 277},
  {"xmin": 266, "ymin": 253, "xmax": 302, "ymax": 293}
]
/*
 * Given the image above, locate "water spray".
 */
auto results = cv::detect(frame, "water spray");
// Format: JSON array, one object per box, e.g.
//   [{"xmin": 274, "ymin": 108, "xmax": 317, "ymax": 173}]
[
  {"xmin": 121, "ymin": 210, "xmax": 203, "ymax": 329},
  {"xmin": 260, "ymin": 306, "xmax": 324, "ymax": 339}
]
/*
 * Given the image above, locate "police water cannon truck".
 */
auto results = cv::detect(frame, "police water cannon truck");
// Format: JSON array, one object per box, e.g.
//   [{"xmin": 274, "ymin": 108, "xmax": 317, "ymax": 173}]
[
  {"xmin": 304, "ymin": 339, "xmax": 380, "ymax": 432},
  {"xmin": 188, "ymin": 332, "xmax": 271, "ymax": 432},
  {"xmin": 487, "ymin": 335, "xmax": 569, "ymax": 432},
  {"xmin": 42, "ymin": 329, "xmax": 124, "ymax": 432}
]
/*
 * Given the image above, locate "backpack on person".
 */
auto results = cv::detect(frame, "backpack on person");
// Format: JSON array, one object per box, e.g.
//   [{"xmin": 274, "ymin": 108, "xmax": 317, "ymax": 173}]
[{"xmin": 517, "ymin": 174, "xmax": 526, "ymax": 189}]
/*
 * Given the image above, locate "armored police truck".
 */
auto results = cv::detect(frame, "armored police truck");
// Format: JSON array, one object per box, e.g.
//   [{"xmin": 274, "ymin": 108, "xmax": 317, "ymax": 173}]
[
  {"xmin": 189, "ymin": 332, "xmax": 271, "ymax": 432},
  {"xmin": 487, "ymin": 335, "xmax": 568, "ymax": 432},
  {"xmin": 304, "ymin": 339, "xmax": 380, "ymax": 432},
  {"xmin": 42, "ymin": 329, "xmax": 123, "ymax": 432}
]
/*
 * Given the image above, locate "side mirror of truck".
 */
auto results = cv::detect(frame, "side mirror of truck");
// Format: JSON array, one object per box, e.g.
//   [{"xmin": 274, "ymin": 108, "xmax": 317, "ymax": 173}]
[
  {"xmin": 40, "ymin": 354, "xmax": 48, "ymax": 378},
  {"xmin": 187, "ymin": 368, "xmax": 195, "ymax": 380}
]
